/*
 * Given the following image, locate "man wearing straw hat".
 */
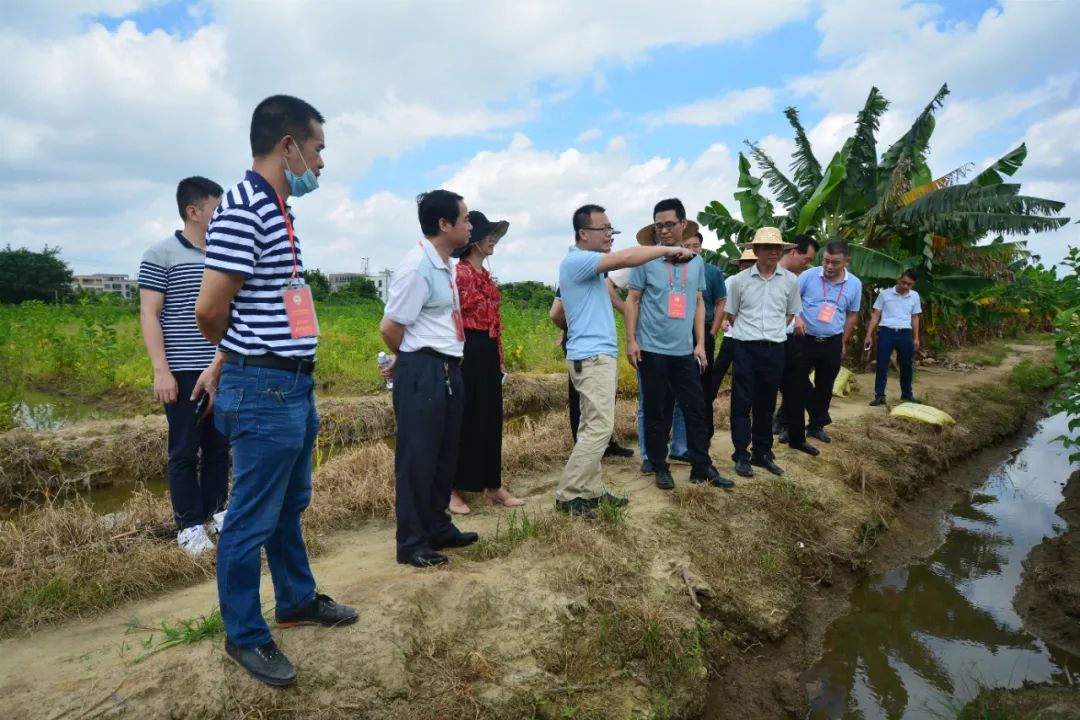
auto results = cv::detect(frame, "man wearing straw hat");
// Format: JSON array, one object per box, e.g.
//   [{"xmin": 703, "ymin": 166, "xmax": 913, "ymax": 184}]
[
  {"xmin": 723, "ymin": 227, "xmax": 802, "ymax": 478},
  {"xmin": 626, "ymin": 198, "xmax": 731, "ymax": 491}
]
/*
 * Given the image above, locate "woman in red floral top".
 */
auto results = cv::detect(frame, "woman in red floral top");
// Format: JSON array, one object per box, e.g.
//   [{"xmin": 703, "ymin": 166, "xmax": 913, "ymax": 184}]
[{"xmin": 449, "ymin": 211, "xmax": 524, "ymax": 514}]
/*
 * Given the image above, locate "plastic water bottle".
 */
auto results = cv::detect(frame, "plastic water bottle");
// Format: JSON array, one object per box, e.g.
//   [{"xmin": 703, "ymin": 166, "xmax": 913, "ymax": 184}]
[{"xmin": 377, "ymin": 352, "xmax": 393, "ymax": 390}]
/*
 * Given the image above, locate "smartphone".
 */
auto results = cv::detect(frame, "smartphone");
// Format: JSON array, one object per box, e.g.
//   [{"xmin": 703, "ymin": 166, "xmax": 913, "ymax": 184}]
[
  {"xmin": 501, "ymin": 372, "xmax": 507, "ymax": 384},
  {"xmin": 697, "ymin": 357, "xmax": 705, "ymax": 374},
  {"xmin": 193, "ymin": 391, "xmax": 209, "ymax": 426}
]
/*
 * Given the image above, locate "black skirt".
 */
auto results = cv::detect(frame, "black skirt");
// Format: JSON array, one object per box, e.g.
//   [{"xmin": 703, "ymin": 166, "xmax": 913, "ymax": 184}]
[{"xmin": 453, "ymin": 329, "xmax": 503, "ymax": 491}]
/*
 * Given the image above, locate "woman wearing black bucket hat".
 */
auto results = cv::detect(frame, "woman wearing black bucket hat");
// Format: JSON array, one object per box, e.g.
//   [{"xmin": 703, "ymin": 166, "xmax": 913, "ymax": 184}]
[{"xmin": 449, "ymin": 211, "xmax": 524, "ymax": 514}]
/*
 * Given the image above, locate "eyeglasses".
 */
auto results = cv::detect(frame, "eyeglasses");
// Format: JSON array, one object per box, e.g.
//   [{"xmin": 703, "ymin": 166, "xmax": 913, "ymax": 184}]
[
  {"xmin": 654, "ymin": 221, "xmax": 681, "ymax": 232},
  {"xmin": 583, "ymin": 226, "xmax": 620, "ymax": 235}
]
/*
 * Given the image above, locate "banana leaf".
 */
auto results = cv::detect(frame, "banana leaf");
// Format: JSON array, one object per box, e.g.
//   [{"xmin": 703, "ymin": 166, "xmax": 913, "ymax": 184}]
[
  {"xmin": 795, "ymin": 150, "xmax": 847, "ymax": 234},
  {"xmin": 974, "ymin": 143, "xmax": 1027, "ymax": 187},
  {"xmin": 847, "ymin": 244, "xmax": 905, "ymax": 281},
  {"xmin": 734, "ymin": 153, "xmax": 775, "ymax": 228},
  {"xmin": 928, "ymin": 274, "xmax": 996, "ymax": 293}
]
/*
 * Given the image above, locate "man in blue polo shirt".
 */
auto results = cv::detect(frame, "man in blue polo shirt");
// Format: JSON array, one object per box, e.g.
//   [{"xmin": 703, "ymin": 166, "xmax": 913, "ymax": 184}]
[
  {"xmin": 866, "ymin": 269, "xmax": 923, "ymax": 405},
  {"xmin": 627, "ymin": 198, "xmax": 731, "ymax": 491},
  {"xmin": 782, "ymin": 239, "xmax": 862, "ymax": 454},
  {"xmin": 138, "ymin": 176, "xmax": 228, "ymax": 557},
  {"xmin": 195, "ymin": 94, "xmax": 357, "ymax": 688}
]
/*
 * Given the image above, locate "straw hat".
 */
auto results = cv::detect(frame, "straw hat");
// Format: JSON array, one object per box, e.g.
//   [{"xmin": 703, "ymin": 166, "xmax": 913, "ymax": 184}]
[
  {"xmin": 636, "ymin": 219, "xmax": 700, "ymax": 246},
  {"xmin": 739, "ymin": 226, "xmax": 794, "ymax": 249},
  {"xmin": 736, "ymin": 248, "xmax": 758, "ymax": 263}
]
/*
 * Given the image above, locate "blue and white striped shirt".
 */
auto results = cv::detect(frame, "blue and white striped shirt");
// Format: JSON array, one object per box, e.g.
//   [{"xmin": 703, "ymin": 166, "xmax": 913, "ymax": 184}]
[
  {"xmin": 138, "ymin": 231, "xmax": 217, "ymax": 372},
  {"xmin": 204, "ymin": 171, "xmax": 317, "ymax": 358}
]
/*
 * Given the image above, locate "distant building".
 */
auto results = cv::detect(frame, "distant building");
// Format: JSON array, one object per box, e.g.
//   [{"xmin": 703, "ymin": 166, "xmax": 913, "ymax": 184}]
[
  {"xmin": 73, "ymin": 274, "xmax": 136, "ymax": 299},
  {"xmin": 328, "ymin": 269, "xmax": 394, "ymax": 302}
]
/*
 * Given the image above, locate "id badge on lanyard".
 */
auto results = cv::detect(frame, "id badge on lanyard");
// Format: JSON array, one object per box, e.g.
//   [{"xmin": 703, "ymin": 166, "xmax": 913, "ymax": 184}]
[
  {"xmin": 666, "ymin": 260, "xmax": 688, "ymax": 319},
  {"xmin": 816, "ymin": 276, "xmax": 844, "ymax": 325},
  {"xmin": 276, "ymin": 193, "xmax": 319, "ymax": 339}
]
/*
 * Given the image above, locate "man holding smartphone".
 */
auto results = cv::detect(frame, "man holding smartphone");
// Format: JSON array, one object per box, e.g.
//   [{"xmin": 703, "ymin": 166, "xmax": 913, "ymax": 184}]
[
  {"xmin": 626, "ymin": 198, "xmax": 731, "ymax": 491},
  {"xmin": 138, "ymin": 176, "xmax": 229, "ymax": 558}
]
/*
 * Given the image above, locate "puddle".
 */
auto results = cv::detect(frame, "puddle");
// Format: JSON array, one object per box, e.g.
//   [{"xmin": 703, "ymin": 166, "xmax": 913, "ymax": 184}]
[
  {"xmin": 9, "ymin": 389, "xmax": 117, "ymax": 430},
  {"xmin": 803, "ymin": 412, "xmax": 1079, "ymax": 718}
]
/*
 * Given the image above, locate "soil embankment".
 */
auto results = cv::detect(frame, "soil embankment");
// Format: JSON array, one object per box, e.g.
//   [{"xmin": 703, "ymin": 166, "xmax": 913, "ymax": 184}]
[{"xmin": 0, "ymin": 343, "xmax": 1062, "ymax": 719}]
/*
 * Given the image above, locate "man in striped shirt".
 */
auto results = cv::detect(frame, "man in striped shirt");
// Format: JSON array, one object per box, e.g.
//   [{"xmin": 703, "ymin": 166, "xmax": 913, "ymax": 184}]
[
  {"xmin": 138, "ymin": 176, "xmax": 228, "ymax": 558},
  {"xmin": 194, "ymin": 95, "xmax": 357, "ymax": 688}
]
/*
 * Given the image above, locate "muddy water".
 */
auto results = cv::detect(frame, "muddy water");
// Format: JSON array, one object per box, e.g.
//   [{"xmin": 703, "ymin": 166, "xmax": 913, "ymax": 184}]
[
  {"xmin": 10, "ymin": 389, "xmax": 117, "ymax": 429},
  {"xmin": 803, "ymin": 412, "xmax": 1079, "ymax": 719}
]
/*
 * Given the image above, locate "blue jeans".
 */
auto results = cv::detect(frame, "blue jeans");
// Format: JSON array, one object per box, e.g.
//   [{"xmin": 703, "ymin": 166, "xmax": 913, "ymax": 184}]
[
  {"xmin": 874, "ymin": 328, "xmax": 914, "ymax": 399},
  {"xmin": 213, "ymin": 362, "xmax": 318, "ymax": 648},
  {"xmin": 636, "ymin": 370, "xmax": 687, "ymax": 460}
]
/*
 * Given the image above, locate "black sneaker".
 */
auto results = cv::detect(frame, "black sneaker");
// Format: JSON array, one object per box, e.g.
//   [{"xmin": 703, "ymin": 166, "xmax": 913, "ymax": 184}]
[
  {"xmin": 655, "ymin": 470, "xmax": 675, "ymax": 490},
  {"xmin": 276, "ymin": 593, "xmax": 359, "ymax": 628},
  {"xmin": 734, "ymin": 458, "xmax": 754, "ymax": 477},
  {"xmin": 668, "ymin": 453, "xmax": 692, "ymax": 464},
  {"xmin": 869, "ymin": 396, "xmax": 886, "ymax": 407},
  {"xmin": 900, "ymin": 395, "xmax": 916, "ymax": 402},
  {"xmin": 588, "ymin": 492, "xmax": 630, "ymax": 508},
  {"xmin": 555, "ymin": 497, "xmax": 598, "ymax": 520},
  {"xmin": 640, "ymin": 459, "xmax": 655, "ymax": 474},
  {"xmin": 807, "ymin": 427, "xmax": 832, "ymax": 443},
  {"xmin": 690, "ymin": 465, "xmax": 735, "ymax": 490},
  {"xmin": 751, "ymin": 455, "xmax": 785, "ymax": 476},
  {"xmin": 604, "ymin": 443, "xmax": 635, "ymax": 458},
  {"xmin": 225, "ymin": 638, "xmax": 297, "ymax": 687}
]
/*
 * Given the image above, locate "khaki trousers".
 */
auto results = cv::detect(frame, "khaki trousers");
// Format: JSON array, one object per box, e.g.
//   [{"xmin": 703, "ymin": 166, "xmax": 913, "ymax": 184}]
[{"xmin": 558, "ymin": 354, "xmax": 616, "ymax": 502}]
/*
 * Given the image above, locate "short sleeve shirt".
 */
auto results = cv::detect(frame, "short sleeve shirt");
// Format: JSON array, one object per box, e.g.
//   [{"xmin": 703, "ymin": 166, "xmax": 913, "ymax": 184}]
[
  {"xmin": 702, "ymin": 261, "xmax": 728, "ymax": 326},
  {"xmin": 798, "ymin": 266, "xmax": 862, "ymax": 337},
  {"xmin": 138, "ymin": 231, "xmax": 216, "ymax": 371},
  {"xmin": 873, "ymin": 287, "xmax": 922, "ymax": 329},
  {"xmin": 628, "ymin": 255, "xmax": 706, "ymax": 356},
  {"xmin": 204, "ymin": 170, "xmax": 316, "ymax": 358},
  {"xmin": 384, "ymin": 239, "xmax": 465, "ymax": 357},
  {"xmin": 725, "ymin": 264, "xmax": 801, "ymax": 343},
  {"xmin": 559, "ymin": 247, "xmax": 617, "ymax": 361}
]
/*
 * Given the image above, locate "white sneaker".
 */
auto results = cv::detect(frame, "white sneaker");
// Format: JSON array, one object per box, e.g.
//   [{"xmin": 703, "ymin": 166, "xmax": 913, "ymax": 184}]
[
  {"xmin": 177, "ymin": 525, "xmax": 216, "ymax": 557},
  {"xmin": 207, "ymin": 510, "xmax": 227, "ymax": 536}
]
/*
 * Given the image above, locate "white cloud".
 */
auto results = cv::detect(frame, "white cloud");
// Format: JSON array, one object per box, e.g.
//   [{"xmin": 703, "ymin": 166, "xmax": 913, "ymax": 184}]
[
  {"xmin": 646, "ymin": 87, "xmax": 775, "ymax": 127},
  {"xmin": 576, "ymin": 128, "xmax": 603, "ymax": 143}
]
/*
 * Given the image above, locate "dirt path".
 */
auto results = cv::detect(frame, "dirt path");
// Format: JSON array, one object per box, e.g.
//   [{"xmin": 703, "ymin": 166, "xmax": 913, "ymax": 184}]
[{"xmin": 0, "ymin": 343, "xmax": 1050, "ymax": 719}]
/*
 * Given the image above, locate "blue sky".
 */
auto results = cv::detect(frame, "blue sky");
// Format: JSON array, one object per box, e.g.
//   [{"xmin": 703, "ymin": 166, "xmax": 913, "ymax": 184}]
[{"xmin": 2, "ymin": 0, "xmax": 1077, "ymax": 282}]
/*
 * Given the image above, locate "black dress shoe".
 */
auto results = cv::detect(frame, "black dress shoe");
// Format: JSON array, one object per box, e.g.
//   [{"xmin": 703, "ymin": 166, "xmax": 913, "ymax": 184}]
[
  {"xmin": 588, "ymin": 492, "xmax": 630, "ymax": 508},
  {"xmin": 431, "ymin": 531, "xmax": 479, "ymax": 550},
  {"xmin": 734, "ymin": 458, "xmax": 754, "ymax": 477},
  {"xmin": 555, "ymin": 497, "xmax": 597, "ymax": 520},
  {"xmin": 869, "ymin": 396, "xmax": 886, "ymax": 407},
  {"xmin": 655, "ymin": 470, "xmax": 675, "ymax": 490},
  {"xmin": 900, "ymin": 395, "xmax": 916, "ymax": 402},
  {"xmin": 690, "ymin": 465, "xmax": 735, "ymax": 490},
  {"xmin": 640, "ymin": 459, "xmax": 655, "ymax": 474},
  {"xmin": 604, "ymin": 442, "xmax": 635, "ymax": 458},
  {"xmin": 396, "ymin": 548, "xmax": 449, "ymax": 567},
  {"xmin": 777, "ymin": 428, "xmax": 789, "ymax": 444},
  {"xmin": 668, "ymin": 453, "xmax": 692, "ymax": 464},
  {"xmin": 807, "ymin": 427, "xmax": 832, "ymax": 443},
  {"xmin": 225, "ymin": 638, "xmax": 297, "ymax": 687},
  {"xmin": 751, "ymin": 455, "xmax": 785, "ymax": 476},
  {"xmin": 790, "ymin": 442, "xmax": 820, "ymax": 457},
  {"xmin": 276, "ymin": 593, "xmax": 358, "ymax": 627}
]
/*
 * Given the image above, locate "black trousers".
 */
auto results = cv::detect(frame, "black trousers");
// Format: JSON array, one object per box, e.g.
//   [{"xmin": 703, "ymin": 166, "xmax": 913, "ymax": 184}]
[
  {"xmin": 164, "ymin": 370, "xmax": 230, "ymax": 531},
  {"xmin": 789, "ymin": 334, "xmax": 843, "ymax": 442},
  {"xmin": 694, "ymin": 331, "xmax": 718, "ymax": 439},
  {"xmin": 729, "ymin": 340, "xmax": 785, "ymax": 462},
  {"xmin": 710, "ymin": 336, "xmax": 735, "ymax": 397},
  {"xmin": 393, "ymin": 350, "xmax": 463, "ymax": 553},
  {"xmin": 454, "ymin": 330, "xmax": 503, "ymax": 491},
  {"xmin": 638, "ymin": 351, "xmax": 711, "ymax": 474},
  {"xmin": 773, "ymin": 337, "xmax": 809, "ymax": 433}
]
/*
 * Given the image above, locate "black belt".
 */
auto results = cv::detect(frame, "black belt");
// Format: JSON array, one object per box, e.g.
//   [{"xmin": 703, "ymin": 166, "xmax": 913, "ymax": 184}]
[
  {"xmin": 412, "ymin": 347, "xmax": 462, "ymax": 365},
  {"xmin": 881, "ymin": 327, "xmax": 911, "ymax": 332},
  {"xmin": 223, "ymin": 351, "xmax": 315, "ymax": 374},
  {"xmin": 803, "ymin": 334, "xmax": 841, "ymax": 343},
  {"xmin": 739, "ymin": 339, "xmax": 783, "ymax": 347}
]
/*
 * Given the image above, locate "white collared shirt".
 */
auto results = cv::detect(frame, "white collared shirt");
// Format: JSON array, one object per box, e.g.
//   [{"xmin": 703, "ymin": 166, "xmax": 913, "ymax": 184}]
[
  {"xmin": 725, "ymin": 263, "xmax": 801, "ymax": 343},
  {"xmin": 383, "ymin": 239, "xmax": 465, "ymax": 357}
]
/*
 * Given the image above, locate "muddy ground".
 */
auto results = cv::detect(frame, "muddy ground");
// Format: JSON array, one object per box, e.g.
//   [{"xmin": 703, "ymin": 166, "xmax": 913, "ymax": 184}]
[{"xmin": 0, "ymin": 342, "xmax": 1067, "ymax": 719}]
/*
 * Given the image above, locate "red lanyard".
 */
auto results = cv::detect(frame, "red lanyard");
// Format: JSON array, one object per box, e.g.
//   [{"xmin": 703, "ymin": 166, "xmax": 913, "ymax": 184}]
[
  {"xmin": 821, "ymin": 274, "xmax": 846, "ymax": 305},
  {"xmin": 274, "ymin": 192, "xmax": 299, "ymax": 281},
  {"xmin": 664, "ymin": 260, "xmax": 687, "ymax": 292}
]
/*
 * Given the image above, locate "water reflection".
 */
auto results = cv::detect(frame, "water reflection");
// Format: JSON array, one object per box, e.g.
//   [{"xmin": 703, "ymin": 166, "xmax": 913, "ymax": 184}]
[
  {"xmin": 804, "ymin": 413, "xmax": 1080, "ymax": 719},
  {"xmin": 10, "ymin": 389, "xmax": 116, "ymax": 430}
]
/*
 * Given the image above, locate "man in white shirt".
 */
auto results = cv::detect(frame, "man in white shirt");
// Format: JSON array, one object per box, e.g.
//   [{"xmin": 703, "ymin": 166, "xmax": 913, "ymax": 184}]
[{"xmin": 865, "ymin": 269, "xmax": 923, "ymax": 405}]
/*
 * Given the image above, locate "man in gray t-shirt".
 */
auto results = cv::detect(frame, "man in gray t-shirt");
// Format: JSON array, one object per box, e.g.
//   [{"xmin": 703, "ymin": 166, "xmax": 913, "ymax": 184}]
[{"xmin": 626, "ymin": 198, "xmax": 731, "ymax": 491}]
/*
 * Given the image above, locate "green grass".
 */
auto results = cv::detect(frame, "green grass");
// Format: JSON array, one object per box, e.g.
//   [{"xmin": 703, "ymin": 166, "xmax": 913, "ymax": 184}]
[
  {"xmin": 122, "ymin": 608, "xmax": 225, "ymax": 664},
  {"xmin": 1008, "ymin": 358, "xmax": 1058, "ymax": 392}
]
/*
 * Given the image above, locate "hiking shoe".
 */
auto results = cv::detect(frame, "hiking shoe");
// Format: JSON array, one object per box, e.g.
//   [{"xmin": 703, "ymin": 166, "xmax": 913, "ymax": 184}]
[
  {"xmin": 177, "ymin": 525, "xmax": 215, "ymax": 558},
  {"xmin": 668, "ymin": 453, "xmax": 692, "ymax": 464},
  {"xmin": 225, "ymin": 638, "xmax": 296, "ymax": 687},
  {"xmin": 276, "ymin": 593, "xmax": 359, "ymax": 628},
  {"xmin": 588, "ymin": 492, "xmax": 630, "ymax": 509},
  {"xmin": 207, "ymin": 510, "xmax": 227, "ymax": 536},
  {"xmin": 807, "ymin": 427, "xmax": 832, "ymax": 443},
  {"xmin": 640, "ymin": 459, "xmax": 655, "ymax": 474},
  {"xmin": 604, "ymin": 443, "xmax": 634, "ymax": 458},
  {"xmin": 555, "ymin": 498, "xmax": 598, "ymax": 520},
  {"xmin": 690, "ymin": 465, "xmax": 735, "ymax": 490},
  {"xmin": 734, "ymin": 458, "xmax": 754, "ymax": 477},
  {"xmin": 869, "ymin": 396, "xmax": 886, "ymax": 407},
  {"xmin": 655, "ymin": 470, "xmax": 675, "ymax": 490},
  {"xmin": 751, "ymin": 455, "xmax": 785, "ymax": 476}
]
